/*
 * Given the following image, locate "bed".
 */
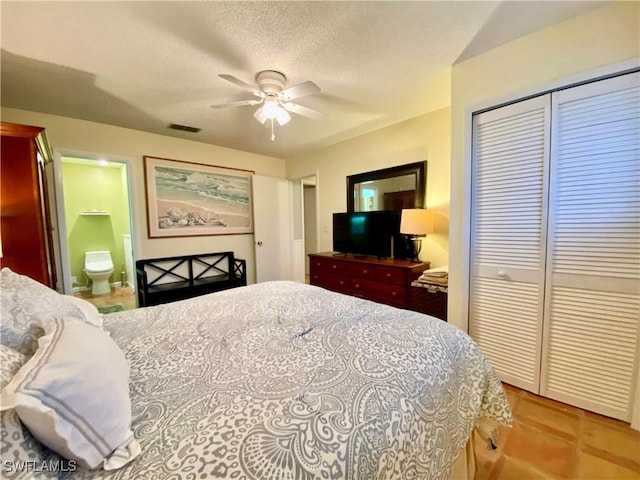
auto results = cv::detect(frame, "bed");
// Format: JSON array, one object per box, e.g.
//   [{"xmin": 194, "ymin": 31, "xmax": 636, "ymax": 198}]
[{"xmin": 0, "ymin": 268, "xmax": 511, "ymax": 479}]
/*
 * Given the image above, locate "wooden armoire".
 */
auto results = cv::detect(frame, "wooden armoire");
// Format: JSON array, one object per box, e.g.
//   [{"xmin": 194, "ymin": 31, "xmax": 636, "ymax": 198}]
[{"xmin": 0, "ymin": 122, "xmax": 58, "ymax": 288}]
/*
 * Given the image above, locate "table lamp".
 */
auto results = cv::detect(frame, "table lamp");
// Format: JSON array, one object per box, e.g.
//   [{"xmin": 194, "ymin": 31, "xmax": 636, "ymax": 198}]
[{"xmin": 400, "ymin": 209, "xmax": 433, "ymax": 262}]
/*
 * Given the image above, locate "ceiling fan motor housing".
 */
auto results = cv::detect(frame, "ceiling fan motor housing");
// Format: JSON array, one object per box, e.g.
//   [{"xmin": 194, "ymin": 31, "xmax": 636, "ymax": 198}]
[{"xmin": 256, "ymin": 70, "xmax": 286, "ymax": 94}]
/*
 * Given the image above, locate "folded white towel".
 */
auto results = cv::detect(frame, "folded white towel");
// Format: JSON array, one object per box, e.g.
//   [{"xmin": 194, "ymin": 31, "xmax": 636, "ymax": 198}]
[
  {"xmin": 424, "ymin": 265, "xmax": 449, "ymax": 274},
  {"xmin": 422, "ymin": 271, "xmax": 447, "ymax": 278},
  {"xmin": 416, "ymin": 276, "xmax": 448, "ymax": 286}
]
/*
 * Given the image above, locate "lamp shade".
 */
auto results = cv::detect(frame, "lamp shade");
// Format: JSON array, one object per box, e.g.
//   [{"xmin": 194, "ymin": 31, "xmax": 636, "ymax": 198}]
[{"xmin": 400, "ymin": 209, "xmax": 433, "ymax": 236}]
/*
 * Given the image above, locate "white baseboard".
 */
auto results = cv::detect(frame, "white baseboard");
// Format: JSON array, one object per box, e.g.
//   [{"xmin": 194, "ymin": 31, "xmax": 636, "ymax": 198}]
[{"xmin": 72, "ymin": 281, "xmax": 129, "ymax": 294}]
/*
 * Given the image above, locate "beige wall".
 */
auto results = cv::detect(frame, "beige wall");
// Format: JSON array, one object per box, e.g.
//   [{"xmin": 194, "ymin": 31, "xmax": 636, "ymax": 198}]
[
  {"xmin": 449, "ymin": 1, "xmax": 640, "ymax": 331},
  {"xmin": 287, "ymin": 106, "xmax": 451, "ymax": 268},
  {"xmin": 1, "ymin": 107, "xmax": 286, "ymax": 284}
]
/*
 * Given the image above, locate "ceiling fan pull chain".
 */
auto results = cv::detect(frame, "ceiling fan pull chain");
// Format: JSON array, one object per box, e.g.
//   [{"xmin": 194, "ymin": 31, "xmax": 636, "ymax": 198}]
[{"xmin": 271, "ymin": 118, "xmax": 276, "ymax": 141}]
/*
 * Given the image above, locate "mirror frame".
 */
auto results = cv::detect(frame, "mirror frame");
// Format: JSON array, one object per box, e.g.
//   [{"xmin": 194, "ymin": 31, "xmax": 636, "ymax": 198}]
[{"xmin": 346, "ymin": 161, "xmax": 427, "ymax": 212}]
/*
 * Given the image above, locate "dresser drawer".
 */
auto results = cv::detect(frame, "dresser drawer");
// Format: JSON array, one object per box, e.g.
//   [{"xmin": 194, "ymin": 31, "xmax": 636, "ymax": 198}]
[
  {"xmin": 352, "ymin": 278, "xmax": 405, "ymax": 308},
  {"xmin": 376, "ymin": 266, "xmax": 406, "ymax": 285},
  {"xmin": 310, "ymin": 256, "xmax": 341, "ymax": 273},
  {"xmin": 311, "ymin": 272, "xmax": 351, "ymax": 295},
  {"xmin": 343, "ymin": 262, "xmax": 376, "ymax": 280}
]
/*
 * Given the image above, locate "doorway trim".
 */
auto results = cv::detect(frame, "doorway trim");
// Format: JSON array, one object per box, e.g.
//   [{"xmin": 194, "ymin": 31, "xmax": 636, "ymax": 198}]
[
  {"xmin": 288, "ymin": 170, "xmax": 320, "ymax": 280},
  {"xmin": 52, "ymin": 149, "xmax": 139, "ymax": 295}
]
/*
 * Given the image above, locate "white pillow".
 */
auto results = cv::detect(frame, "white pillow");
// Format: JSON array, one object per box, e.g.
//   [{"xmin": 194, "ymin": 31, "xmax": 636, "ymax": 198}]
[
  {"xmin": 0, "ymin": 268, "xmax": 102, "ymax": 355},
  {"xmin": 0, "ymin": 317, "xmax": 140, "ymax": 470}
]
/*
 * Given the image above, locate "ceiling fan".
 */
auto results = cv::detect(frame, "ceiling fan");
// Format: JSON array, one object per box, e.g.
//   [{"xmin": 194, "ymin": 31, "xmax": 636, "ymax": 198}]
[{"xmin": 211, "ymin": 70, "xmax": 324, "ymax": 139}]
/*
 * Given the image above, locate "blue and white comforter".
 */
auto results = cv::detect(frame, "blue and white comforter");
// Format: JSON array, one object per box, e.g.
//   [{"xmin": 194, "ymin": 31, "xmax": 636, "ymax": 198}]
[{"xmin": 68, "ymin": 281, "xmax": 511, "ymax": 479}]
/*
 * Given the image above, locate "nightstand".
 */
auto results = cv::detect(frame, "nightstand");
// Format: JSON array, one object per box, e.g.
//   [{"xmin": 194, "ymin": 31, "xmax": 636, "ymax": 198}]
[{"xmin": 409, "ymin": 281, "xmax": 448, "ymax": 321}]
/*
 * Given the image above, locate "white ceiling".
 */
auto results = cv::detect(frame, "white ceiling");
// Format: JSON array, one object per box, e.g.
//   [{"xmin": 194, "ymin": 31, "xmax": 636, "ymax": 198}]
[{"xmin": 1, "ymin": 1, "xmax": 608, "ymax": 159}]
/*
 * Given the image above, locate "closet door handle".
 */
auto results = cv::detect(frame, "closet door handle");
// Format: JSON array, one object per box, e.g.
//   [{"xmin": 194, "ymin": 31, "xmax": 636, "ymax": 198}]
[{"xmin": 497, "ymin": 270, "xmax": 508, "ymax": 279}]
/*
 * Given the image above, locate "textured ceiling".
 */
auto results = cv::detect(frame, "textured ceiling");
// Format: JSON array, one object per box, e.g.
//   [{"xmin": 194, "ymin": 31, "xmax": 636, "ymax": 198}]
[{"xmin": 1, "ymin": 1, "xmax": 608, "ymax": 159}]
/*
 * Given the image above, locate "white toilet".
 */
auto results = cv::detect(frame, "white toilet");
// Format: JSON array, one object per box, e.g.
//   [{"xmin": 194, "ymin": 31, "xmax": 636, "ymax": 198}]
[{"xmin": 84, "ymin": 251, "xmax": 114, "ymax": 295}]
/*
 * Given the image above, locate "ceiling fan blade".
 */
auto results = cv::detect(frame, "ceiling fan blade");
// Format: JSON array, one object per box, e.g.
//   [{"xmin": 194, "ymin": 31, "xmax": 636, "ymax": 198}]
[
  {"xmin": 210, "ymin": 99, "xmax": 262, "ymax": 109},
  {"xmin": 218, "ymin": 74, "xmax": 263, "ymax": 97},
  {"xmin": 278, "ymin": 81, "xmax": 321, "ymax": 101},
  {"xmin": 283, "ymin": 102, "xmax": 325, "ymax": 121}
]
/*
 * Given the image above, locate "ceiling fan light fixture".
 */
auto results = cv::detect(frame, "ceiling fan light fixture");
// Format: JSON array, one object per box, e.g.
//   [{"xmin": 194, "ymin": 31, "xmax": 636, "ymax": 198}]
[
  {"xmin": 275, "ymin": 108, "xmax": 291, "ymax": 126},
  {"xmin": 215, "ymin": 70, "xmax": 324, "ymax": 134},
  {"xmin": 262, "ymin": 97, "xmax": 280, "ymax": 119},
  {"xmin": 253, "ymin": 105, "xmax": 268, "ymax": 124},
  {"xmin": 254, "ymin": 97, "xmax": 290, "ymax": 126}
]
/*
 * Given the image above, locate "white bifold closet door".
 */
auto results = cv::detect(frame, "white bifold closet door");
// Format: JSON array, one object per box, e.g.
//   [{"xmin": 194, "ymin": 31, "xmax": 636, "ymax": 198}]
[
  {"xmin": 541, "ymin": 73, "xmax": 640, "ymax": 421},
  {"xmin": 470, "ymin": 95, "xmax": 551, "ymax": 393},
  {"xmin": 470, "ymin": 71, "xmax": 639, "ymax": 421}
]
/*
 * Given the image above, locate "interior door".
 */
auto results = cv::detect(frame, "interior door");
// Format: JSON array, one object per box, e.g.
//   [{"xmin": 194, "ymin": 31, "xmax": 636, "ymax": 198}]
[
  {"xmin": 252, "ymin": 175, "xmax": 293, "ymax": 283},
  {"xmin": 469, "ymin": 95, "xmax": 551, "ymax": 393},
  {"xmin": 540, "ymin": 72, "xmax": 640, "ymax": 420}
]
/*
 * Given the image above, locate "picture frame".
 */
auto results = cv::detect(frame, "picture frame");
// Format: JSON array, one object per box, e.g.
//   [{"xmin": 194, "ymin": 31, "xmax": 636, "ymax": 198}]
[{"xmin": 143, "ymin": 156, "xmax": 254, "ymax": 238}]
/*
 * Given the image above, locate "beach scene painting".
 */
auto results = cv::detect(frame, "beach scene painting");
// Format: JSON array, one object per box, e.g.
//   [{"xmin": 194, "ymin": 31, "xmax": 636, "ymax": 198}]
[{"xmin": 143, "ymin": 156, "xmax": 253, "ymax": 237}]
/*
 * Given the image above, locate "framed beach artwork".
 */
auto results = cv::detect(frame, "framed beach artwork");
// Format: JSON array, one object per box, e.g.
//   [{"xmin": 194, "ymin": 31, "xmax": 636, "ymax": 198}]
[{"xmin": 143, "ymin": 156, "xmax": 254, "ymax": 237}]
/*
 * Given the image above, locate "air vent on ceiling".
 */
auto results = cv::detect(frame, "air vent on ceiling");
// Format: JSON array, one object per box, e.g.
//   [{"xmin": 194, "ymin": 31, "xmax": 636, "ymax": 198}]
[{"xmin": 168, "ymin": 123, "xmax": 201, "ymax": 133}]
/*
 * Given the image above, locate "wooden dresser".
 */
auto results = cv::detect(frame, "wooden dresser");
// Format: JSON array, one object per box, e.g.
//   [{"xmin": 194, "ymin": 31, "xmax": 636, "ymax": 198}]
[{"xmin": 308, "ymin": 252, "xmax": 429, "ymax": 309}]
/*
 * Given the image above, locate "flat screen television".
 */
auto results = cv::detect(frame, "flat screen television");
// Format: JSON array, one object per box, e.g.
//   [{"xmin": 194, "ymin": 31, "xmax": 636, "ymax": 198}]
[{"xmin": 332, "ymin": 210, "xmax": 401, "ymax": 258}]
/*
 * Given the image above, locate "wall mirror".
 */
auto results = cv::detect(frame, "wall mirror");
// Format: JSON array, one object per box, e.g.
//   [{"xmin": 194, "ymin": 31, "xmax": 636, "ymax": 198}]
[{"xmin": 347, "ymin": 161, "xmax": 426, "ymax": 212}]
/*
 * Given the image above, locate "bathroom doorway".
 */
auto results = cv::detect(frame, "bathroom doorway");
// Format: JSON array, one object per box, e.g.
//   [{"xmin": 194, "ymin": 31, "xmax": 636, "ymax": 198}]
[{"xmin": 54, "ymin": 154, "xmax": 137, "ymax": 310}]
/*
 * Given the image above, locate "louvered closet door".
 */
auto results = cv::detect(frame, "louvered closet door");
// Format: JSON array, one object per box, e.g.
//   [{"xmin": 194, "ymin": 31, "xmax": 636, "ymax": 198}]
[
  {"xmin": 541, "ymin": 72, "xmax": 640, "ymax": 421},
  {"xmin": 470, "ymin": 96, "xmax": 551, "ymax": 393}
]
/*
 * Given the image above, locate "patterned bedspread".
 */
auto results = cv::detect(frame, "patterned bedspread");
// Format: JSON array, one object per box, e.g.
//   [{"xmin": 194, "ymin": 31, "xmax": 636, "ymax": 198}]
[{"xmin": 65, "ymin": 281, "xmax": 511, "ymax": 479}]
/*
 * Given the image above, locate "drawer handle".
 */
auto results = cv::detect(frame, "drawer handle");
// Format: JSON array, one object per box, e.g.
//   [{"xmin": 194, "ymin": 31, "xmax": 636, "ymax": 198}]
[
  {"xmin": 339, "ymin": 280, "xmax": 344, "ymax": 285},
  {"xmin": 354, "ymin": 284, "xmax": 360, "ymax": 288},
  {"xmin": 386, "ymin": 273, "xmax": 391, "ymax": 277},
  {"xmin": 391, "ymin": 292, "xmax": 397, "ymax": 296},
  {"xmin": 332, "ymin": 265, "xmax": 337, "ymax": 269},
  {"xmin": 363, "ymin": 269, "xmax": 368, "ymax": 274}
]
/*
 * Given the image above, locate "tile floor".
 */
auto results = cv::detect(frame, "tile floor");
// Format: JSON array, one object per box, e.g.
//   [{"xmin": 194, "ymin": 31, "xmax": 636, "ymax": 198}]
[
  {"xmin": 74, "ymin": 285, "xmax": 137, "ymax": 311},
  {"xmin": 476, "ymin": 383, "xmax": 640, "ymax": 480}
]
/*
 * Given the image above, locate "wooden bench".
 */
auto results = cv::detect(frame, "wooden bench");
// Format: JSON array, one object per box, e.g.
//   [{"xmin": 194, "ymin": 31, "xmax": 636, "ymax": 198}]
[{"xmin": 136, "ymin": 252, "xmax": 247, "ymax": 307}]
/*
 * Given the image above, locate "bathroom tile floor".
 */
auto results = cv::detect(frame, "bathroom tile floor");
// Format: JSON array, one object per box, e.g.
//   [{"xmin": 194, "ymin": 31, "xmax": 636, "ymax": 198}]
[
  {"xmin": 475, "ymin": 383, "xmax": 640, "ymax": 480},
  {"xmin": 74, "ymin": 285, "xmax": 137, "ymax": 311}
]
